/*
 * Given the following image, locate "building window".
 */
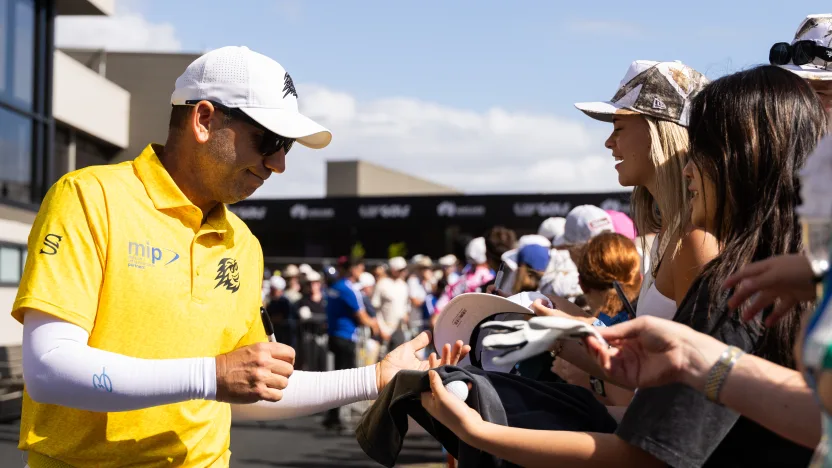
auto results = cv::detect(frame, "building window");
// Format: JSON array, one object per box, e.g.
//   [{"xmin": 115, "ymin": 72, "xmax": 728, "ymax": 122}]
[
  {"xmin": 75, "ymin": 131, "xmax": 119, "ymax": 169},
  {"xmin": 0, "ymin": 243, "xmax": 25, "ymax": 285},
  {"xmin": 1, "ymin": 0, "xmax": 35, "ymax": 111},
  {"xmin": 0, "ymin": 0, "xmax": 54, "ymax": 206},
  {"xmin": 0, "ymin": 106, "xmax": 33, "ymax": 204}
]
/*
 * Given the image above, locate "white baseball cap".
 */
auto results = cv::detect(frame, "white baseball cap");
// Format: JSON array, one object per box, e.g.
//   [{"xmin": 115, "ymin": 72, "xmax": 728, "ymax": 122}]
[
  {"xmin": 538, "ymin": 217, "xmax": 566, "ymax": 243},
  {"xmin": 304, "ymin": 270, "xmax": 322, "ymax": 282},
  {"xmin": 517, "ymin": 234, "xmax": 552, "ymax": 250},
  {"xmin": 465, "ymin": 237, "xmax": 487, "ymax": 265},
  {"xmin": 269, "ymin": 275, "xmax": 286, "ymax": 291},
  {"xmin": 575, "ymin": 60, "xmax": 709, "ymax": 127},
  {"xmin": 358, "ymin": 272, "xmax": 376, "ymax": 289},
  {"xmin": 776, "ymin": 14, "xmax": 832, "ymax": 81},
  {"xmin": 283, "ymin": 264, "xmax": 300, "ymax": 277},
  {"xmin": 171, "ymin": 46, "xmax": 332, "ymax": 148},
  {"xmin": 438, "ymin": 254, "xmax": 458, "ymax": 267},
  {"xmin": 388, "ymin": 256, "xmax": 408, "ymax": 272},
  {"xmin": 559, "ymin": 205, "xmax": 615, "ymax": 246},
  {"xmin": 299, "ymin": 263, "xmax": 314, "ymax": 275},
  {"xmin": 433, "ymin": 292, "xmax": 553, "ymax": 372}
]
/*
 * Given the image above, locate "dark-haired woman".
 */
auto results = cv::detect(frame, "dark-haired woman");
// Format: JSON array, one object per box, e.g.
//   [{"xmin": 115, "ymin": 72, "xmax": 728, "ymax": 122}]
[{"xmin": 421, "ymin": 65, "xmax": 825, "ymax": 467}]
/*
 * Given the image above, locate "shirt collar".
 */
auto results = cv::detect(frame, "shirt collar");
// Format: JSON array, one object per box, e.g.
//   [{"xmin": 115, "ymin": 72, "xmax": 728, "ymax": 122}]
[{"xmin": 134, "ymin": 144, "xmax": 230, "ymax": 235}]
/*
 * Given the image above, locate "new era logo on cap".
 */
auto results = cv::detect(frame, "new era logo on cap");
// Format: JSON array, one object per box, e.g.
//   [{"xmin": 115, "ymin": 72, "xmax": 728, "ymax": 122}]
[
  {"xmin": 171, "ymin": 46, "xmax": 332, "ymax": 148},
  {"xmin": 652, "ymin": 97, "xmax": 667, "ymax": 110},
  {"xmin": 574, "ymin": 60, "xmax": 709, "ymax": 127}
]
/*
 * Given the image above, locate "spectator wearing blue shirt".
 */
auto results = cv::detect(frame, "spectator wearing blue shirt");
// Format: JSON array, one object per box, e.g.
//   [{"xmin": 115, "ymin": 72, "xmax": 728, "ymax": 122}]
[{"xmin": 323, "ymin": 256, "xmax": 378, "ymax": 430}]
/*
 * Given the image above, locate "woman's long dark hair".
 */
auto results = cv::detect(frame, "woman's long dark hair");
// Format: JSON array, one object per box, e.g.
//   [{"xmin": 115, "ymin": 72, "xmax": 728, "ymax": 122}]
[{"xmin": 687, "ymin": 65, "xmax": 827, "ymax": 367}]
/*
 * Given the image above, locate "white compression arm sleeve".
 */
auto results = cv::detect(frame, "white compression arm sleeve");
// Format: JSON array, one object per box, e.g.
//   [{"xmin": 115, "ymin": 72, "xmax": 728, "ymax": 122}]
[
  {"xmin": 231, "ymin": 365, "xmax": 379, "ymax": 421},
  {"xmin": 22, "ymin": 311, "xmax": 216, "ymax": 412}
]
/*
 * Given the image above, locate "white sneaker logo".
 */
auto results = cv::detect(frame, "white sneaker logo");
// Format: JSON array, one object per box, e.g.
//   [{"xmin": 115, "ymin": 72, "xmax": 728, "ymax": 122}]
[{"xmin": 652, "ymin": 97, "xmax": 667, "ymax": 110}]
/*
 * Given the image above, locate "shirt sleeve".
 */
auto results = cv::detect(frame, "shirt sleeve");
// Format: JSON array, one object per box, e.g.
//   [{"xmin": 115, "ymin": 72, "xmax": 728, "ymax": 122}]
[{"xmin": 13, "ymin": 176, "xmax": 108, "ymax": 333}]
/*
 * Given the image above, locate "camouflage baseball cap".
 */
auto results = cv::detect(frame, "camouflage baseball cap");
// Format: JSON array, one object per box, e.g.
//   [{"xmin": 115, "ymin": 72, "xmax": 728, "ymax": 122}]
[
  {"xmin": 778, "ymin": 14, "xmax": 832, "ymax": 81},
  {"xmin": 575, "ymin": 60, "xmax": 709, "ymax": 127}
]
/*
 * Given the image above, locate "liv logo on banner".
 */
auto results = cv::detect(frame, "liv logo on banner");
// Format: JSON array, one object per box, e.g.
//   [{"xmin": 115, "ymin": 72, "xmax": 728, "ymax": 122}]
[
  {"xmin": 231, "ymin": 205, "xmax": 268, "ymax": 220},
  {"xmin": 600, "ymin": 198, "xmax": 631, "ymax": 214},
  {"xmin": 512, "ymin": 202, "xmax": 571, "ymax": 217},
  {"xmin": 358, "ymin": 204, "xmax": 411, "ymax": 219},
  {"xmin": 436, "ymin": 201, "xmax": 486, "ymax": 218},
  {"xmin": 289, "ymin": 204, "xmax": 335, "ymax": 220}
]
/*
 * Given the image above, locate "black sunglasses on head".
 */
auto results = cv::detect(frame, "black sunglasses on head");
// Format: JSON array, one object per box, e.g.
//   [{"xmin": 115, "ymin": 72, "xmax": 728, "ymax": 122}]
[
  {"xmin": 184, "ymin": 100, "xmax": 295, "ymax": 156},
  {"xmin": 769, "ymin": 41, "xmax": 832, "ymax": 67}
]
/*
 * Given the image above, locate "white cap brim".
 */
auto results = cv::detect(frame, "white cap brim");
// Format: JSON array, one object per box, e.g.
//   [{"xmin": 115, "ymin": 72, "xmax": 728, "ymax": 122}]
[
  {"xmin": 574, "ymin": 101, "xmax": 641, "ymax": 122},
  {"xmin": 778, "ymin": 64, "xmax": 832, "ymax": 81},
  {"xmin": 433, "ymin": 292, "xmax": 535, "ymax": 372},
  {"xmin": 241, "ymin": 107, "xmax": 332, "ymax": 149}
]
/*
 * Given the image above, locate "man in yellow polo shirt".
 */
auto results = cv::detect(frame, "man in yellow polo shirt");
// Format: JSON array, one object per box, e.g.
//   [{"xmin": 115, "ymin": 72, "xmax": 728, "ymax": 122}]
[{"xmin": 12, "ymin": 46, "xmax": 466, "ymax": 468}]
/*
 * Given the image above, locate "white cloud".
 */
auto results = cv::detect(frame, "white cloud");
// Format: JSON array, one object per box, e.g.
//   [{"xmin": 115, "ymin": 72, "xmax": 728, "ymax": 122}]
[
  {"xmin": 567, "ymin": 20, "xmax": 644, "ymax": 38},
  {"xmin": 56, "ymin": 6, "xmax": 182, "ymax": 52},
  {"xmin": 251, "ymin": 84, "xmax": 623, "ymax": 199}
]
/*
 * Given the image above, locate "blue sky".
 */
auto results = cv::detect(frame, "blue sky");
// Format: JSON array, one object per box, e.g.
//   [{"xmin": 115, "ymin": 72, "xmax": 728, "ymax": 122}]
[{"xmin": 57, "ymin": 0, "xmax": 828, "ymax": 198}]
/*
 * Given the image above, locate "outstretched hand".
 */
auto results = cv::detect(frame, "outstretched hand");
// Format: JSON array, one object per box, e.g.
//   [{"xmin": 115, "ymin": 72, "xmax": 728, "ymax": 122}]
[
  {"xmin": 584, "ymin": 316, "xmax": 725, "ymax": 392},
  {"xmin": 723, "ymin": 254, "xmax": 817, "ymax": 326},
  {"xmin": 376, "ymin": 331, "xmax": 471, "ymax": 392}
]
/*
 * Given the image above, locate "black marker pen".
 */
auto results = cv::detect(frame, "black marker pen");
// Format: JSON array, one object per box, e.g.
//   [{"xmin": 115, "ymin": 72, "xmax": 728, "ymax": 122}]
[{"xmin": 260, "ymin": 306, "xmax": 276, "ymax": 342}]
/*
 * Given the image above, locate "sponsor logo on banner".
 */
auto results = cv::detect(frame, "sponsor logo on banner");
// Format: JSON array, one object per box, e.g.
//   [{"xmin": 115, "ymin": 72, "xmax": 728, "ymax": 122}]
[
  {"xmin": 512, "ymin": 202, "xmax": 571, "ymax": 217},
  {"xmin": 436, "ymin": 201, "xmax": 486, "ymax": 218},
  {"xmin": 358, "ymin": 204, "xmax": 411, "ymax": 219},
  {"xmin": 289, "ymin": 204, "xmax": 335, "ymax": 220},
  {"xmin": 127, "ymin": 241, "xmax": 180, "ymax": 270},
  {"xmin": 600, "ymin": 198, "xmax": 630, "ymax": 214},
  {"xmin": 231, "ymin": 205, "xmax": 268, "ymax": 220}
]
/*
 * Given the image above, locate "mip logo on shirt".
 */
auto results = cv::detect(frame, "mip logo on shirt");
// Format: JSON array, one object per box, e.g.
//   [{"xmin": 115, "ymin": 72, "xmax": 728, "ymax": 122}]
[{"xmin": 127, "ymin": 241, "xmax": 180, "ymax": 270}]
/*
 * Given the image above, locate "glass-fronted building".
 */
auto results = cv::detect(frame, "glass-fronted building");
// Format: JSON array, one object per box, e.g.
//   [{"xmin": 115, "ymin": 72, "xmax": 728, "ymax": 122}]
[{"xmin": 0, "ymin": 0, "xmax": 126, "ymax": 350}]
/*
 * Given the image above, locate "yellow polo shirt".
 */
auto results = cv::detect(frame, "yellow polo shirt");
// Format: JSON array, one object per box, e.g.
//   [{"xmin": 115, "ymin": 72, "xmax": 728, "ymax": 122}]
[{"xmin": 12, "ymin": 144, "xmax": 267, "ymax": 468}]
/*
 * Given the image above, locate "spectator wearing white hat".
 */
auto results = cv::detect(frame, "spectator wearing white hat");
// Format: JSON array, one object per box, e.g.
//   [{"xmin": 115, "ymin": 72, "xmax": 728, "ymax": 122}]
[
  {"xmin": 770, "ymin": 14, "xmax": 832, "ymax": 118},
  {"xmin": 296, "ymin": 270, "xmax": 325, "ymax": 322},
  {"xmin": 282, "ymin": 264, "xmax": 303, "ymax": 304},
  {"xmin": 372, "ymin": 257, "xmax": 411, "ymax": 350},
  {"xmin": 358, "ymin": 272, "xmax": 378, "ymax": 320},
  {"xmin": 407, "ymin": 255, "xmax": 435, "ymax": 328},
  {"xmin": 438, "ymin": 254, "xmax": 459, "ymax": 285},
  {"xmin": 540, "ymin": 205, "xmax": 615, "ymax": 301}
]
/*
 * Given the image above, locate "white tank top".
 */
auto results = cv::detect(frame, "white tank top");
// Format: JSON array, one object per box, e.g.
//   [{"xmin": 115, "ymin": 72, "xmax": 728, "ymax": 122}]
[{"xmin": 637, "ymin": 233, "xmax": 678, "ymax": 320}]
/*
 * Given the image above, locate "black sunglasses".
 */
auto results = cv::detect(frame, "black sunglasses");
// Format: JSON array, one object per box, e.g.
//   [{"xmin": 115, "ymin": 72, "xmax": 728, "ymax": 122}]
[
  {"xmin": 184, "ymin": 100, "xmax": 295, "ymax": 156},
  {"xmin": 769, "ymin": 41, "xmax": 832, "ymax": 67}
]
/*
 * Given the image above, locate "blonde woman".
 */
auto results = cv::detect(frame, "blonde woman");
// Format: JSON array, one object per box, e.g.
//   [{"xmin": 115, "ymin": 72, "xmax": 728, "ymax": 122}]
[
  {"xmin": 569, "ymin": 60, "xmax": 719, "ymax": 319},
  {"xmin": 534, "ymin": 60, "xmax": 720, "ymax": 419}
]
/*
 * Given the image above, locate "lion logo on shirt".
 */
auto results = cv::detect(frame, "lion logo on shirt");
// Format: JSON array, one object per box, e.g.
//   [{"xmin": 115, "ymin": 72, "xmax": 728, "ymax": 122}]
[{"xmin": 215, "ymin": 258, "xmax": 240, "ymax": 293}]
